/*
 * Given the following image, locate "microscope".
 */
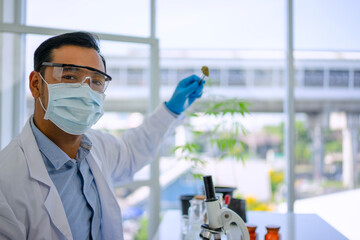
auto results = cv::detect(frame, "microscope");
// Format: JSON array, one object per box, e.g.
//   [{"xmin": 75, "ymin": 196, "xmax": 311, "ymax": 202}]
[{"xmin": 199, "ymin": 176, "xmax": 250, "ymax": 240}]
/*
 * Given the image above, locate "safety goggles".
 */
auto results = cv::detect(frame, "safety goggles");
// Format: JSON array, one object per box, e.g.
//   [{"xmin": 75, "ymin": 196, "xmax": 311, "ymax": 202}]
[{"xmin": 41, "ymin": 62, "xmax": 112, "ymax": 93}]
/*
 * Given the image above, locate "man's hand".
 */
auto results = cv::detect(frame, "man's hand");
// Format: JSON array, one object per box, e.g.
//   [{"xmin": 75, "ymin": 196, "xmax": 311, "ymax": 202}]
[{"xmin": 165, "ymin": 75, "xmax": 205, "ymax": 114}]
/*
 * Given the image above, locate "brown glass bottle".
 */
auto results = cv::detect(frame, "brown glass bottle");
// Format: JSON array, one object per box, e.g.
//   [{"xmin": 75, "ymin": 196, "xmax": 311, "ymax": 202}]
[
  {"xmin": 246, "ymin": 224, "xmax": 257, "ymax": 240},
  {"xmin": 265, "ymin": 225, "xmax": 280, "ymax": 240}
]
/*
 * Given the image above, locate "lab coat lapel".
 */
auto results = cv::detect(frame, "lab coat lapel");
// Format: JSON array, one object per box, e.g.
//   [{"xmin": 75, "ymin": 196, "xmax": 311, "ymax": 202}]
[
  {"xmin": 19, "ymin": 120, "xmax": 73, "ymax": 239},
  {"xmin": 87, "ymin": 153, "xmax": 124, "ymax": 240}
]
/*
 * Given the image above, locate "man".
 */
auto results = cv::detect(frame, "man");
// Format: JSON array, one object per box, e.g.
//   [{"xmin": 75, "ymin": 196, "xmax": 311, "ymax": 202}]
[{"xmin": 0, "ymin": 32, "xmax": 204, "ymax": 240}]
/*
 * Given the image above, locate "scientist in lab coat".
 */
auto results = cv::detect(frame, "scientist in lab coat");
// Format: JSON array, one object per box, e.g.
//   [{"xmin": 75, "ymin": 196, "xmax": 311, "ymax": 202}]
[{"xmin": 0, "ymin": 32, "xmax": 204, "ymax": 240}]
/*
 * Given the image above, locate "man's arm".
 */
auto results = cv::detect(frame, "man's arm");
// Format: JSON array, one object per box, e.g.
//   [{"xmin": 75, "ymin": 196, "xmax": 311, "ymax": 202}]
[{"xmin": 88, "ymin": 75, "xmax": 205, "ymax": 186}]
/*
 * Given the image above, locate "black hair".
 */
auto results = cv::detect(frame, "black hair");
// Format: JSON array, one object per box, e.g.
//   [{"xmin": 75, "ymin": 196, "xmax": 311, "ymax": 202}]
[{"xmin": 33, "ymin": 31, "xmax": 106, "ymax": 72}]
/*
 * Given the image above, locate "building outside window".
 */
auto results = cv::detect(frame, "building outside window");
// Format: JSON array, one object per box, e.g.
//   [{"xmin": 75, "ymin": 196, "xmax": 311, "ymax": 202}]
[
  {"xmin": 304, "ymin": 69, "xmax": 324, "ymax": 87},
  {"xmin": 208, "ymin": 68, "xmax": 221, "ymax": 86},
  {"xmin": 228, "ymin": 69, "xmax": 246, "ymax": 86},
  {"xmin": 107, "ymin": 68, "xmax": 122, "ymax": 87},
  {"xmin": 329, "ymin": 70, "xmax": 349, "ymax": 87},
  {"xmin": 177, "ymin": 68, "xmax": 194, "ymax": 81},
  {"xmin": 353, "ymin": 70, "xmax": 360, "ymax": 87},
  {"xmin": 127, "ymin": 68, "xmax": 145, "ymax": 86},
  {"xmin": 274, "ymin": 69, "xmax": 284, "ymax": 87},
  {"xmin": 160, "ymin": 69, "xmax": 169, "ymax": 85},
  {"xmin": 254, "ymin": 69, "xmax": 272, "ymax": 86}
]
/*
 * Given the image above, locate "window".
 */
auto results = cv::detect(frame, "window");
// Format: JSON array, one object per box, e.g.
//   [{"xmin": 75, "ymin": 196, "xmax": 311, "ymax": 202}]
[
  {"xmin": 228, "ymin": 69, "xmax": 246, "ymax": 86},
  {"xmin": 18, "ymin": 2, "xmax": 156, "ymax": 238},
  {"xmin": 208, "ymin": 69, "xmax": 221, "ymax": 86},
  {"xmin": 353, "ymin": 70, "xmax": 360, "ymax": 87},
  {"xmin": 26, "ymin": 0, "xmax": 150, "ymax": 37},
  {"xmin": 160, "ymin": 69, "xmax": 170, "ymax": 85},
  {"xmin": 127, "ymin": 68, "xmax": 145, "ymax": 86},
  {"xmin": 254, "ymin": 69, "xmax": 272, "ymax": 86},
  {"xmin": 107, "ymin": 68, "xmax": 122, "ymax": 87},
  {"xmin": 177, "ymin": 69, "xmax": 194, "ymax": 81},
  {"xmin": 274, "ymin": 69, "xmax": 284, "ymax": 87},
  {"xmin": 329, "ymin": 70, "xmax": 349, "ymax": 87},
  {"xmin": 304, "ymin": 69, "xmax": 324, "ymax": 87},
  {"xmin": 2, "ymin": 1, "xmax": 359, "ymax": 239}
]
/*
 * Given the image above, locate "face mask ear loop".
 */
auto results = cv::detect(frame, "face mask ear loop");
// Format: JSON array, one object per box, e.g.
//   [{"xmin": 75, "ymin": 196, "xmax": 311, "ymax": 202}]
[
  {"xmin": 38, "ymin": 73, "xmax": 49, "ymax": 113},
  {"xmin": 38, "ymin": 97, "xmax": 47, "ymax": 113}
]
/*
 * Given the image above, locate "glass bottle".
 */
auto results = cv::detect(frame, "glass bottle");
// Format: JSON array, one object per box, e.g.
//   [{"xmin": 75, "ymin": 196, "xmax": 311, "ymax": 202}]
[
  {"xmin": 185, "ymin": 195, "xmax": 205, "ymax": 240},
  {"xmin": 246, "ymin": 224, "xmax": 257, "ymax": 240},
  {"xmin": 265, "ymin": 225, "xmax": 280, "ymax": 240}
]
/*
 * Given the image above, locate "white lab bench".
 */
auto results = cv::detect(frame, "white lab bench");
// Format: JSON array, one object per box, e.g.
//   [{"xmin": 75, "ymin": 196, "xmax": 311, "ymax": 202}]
[{"xmin": 153, "ymin": 210, "xmax": 348, "ymax": 240}]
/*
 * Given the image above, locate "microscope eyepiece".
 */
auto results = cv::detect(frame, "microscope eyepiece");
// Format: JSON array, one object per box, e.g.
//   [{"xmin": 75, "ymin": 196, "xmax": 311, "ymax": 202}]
[{"xmin": 203, "ymin": 175, "xmax": 216, "ymax": 201}]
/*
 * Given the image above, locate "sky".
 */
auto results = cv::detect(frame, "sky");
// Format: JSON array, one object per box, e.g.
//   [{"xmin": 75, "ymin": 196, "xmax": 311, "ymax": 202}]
[{"xmin": 26, "ymin": 0, "xmax": 360, "ymax": 51}]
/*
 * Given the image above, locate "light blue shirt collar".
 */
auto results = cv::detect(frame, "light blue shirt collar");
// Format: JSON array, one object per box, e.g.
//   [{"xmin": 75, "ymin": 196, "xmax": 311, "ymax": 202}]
[{"xmin": 30, "ymin": 117, "xmax": 92, "ymax": 170}]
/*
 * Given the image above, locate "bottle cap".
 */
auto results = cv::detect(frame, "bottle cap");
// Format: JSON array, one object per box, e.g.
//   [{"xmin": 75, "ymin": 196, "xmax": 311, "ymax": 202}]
[
  {"xmin": 246, "ymin": 223, "xmax": 257, "ymax": 232},
  {"xmin": 265, "ymin": 224, "xmax": 280, "ymax": 230},
  {"xmin": 194, "ymin": 195, "xmax": 206, "ymax": 200}
]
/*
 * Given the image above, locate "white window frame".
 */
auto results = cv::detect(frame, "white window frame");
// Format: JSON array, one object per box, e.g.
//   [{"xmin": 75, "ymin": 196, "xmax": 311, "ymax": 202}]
[
  {"xmin": 0, "ymin": 0, "xmax": 162, "ymax": 238},
  {"xmin": 1, "ymin": 0, "xmax": 297, "ymax": 237},
  {"xmin": 284, "ymin": 0, "xmax": 295, "ymax": 212}
]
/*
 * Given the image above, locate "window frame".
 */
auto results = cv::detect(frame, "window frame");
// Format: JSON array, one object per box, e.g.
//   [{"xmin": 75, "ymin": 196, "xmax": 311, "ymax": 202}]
[{"xmin": 0, "ymin": 0, "xmax": 161, "ymax": 238}]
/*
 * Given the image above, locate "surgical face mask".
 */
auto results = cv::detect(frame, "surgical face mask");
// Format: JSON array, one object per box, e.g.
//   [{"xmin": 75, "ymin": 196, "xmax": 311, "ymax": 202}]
[{"xmin": 38, "ymin": 73, "xmax": 105, "ymax": 135}]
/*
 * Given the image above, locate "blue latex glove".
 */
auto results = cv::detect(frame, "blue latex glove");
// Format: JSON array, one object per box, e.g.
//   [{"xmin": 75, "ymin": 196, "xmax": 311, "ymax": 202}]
[{"xmin": 165, "ymin": 75, "xmax": 205, "ymax": 114}]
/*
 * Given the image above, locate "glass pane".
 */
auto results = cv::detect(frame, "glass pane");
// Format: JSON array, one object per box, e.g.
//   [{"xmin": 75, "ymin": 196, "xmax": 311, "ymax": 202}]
[
  {"xmin": 228, "ymin": 69, "xmax": 246, "ymax": 86},
  {"xmin": 329, "ymin": 70, "xmax": 349, "ymax": 88},
  {"xmin": 157, "ymin": 2, "xmax": 359, "ymax": 239},
  {"xmin": 157, "ymin": 0, "xmax": 285, "ymax": 49},
  {"xmin": 25, "ymin": 34, "xmax": 52, "ymax": 116},
  {"xmin": 208, "ymin": 69, "xmax": 221, "ymax": 86},
  {"xmin": 160, "ymin": 69, "xmax": 169, "ymax": 85},
  {"xmin": 293, "ymin": 44, "xmax": 360, "ymax": 240},
  {"xmin": 18, "ymin": 0, "xmax": 360, "ymax": 239},
  {"xmin": 127, "ymin": 68, "xmax": 145, "ymax": 86},
  {"xmin": 177, "ymin": 69, "xmax": 194, "ymax": 81},
  {"xmin": 116, "ymin": 186, "xmax": 150, "ymax": 238},
  {"xmin": 355, "ymin": 71, "xmax": 360, "ymax": 87},
  {"xmin": 294, "ymin": 0, "xmax": 360, "ymax": 51},
  {"xmin": 158, "ymin": 0, "xmax": 287, "ymax": 222},
  {"xmin": 26, "ymin": 0, "xmax": 150, "ymax": 37},
  {"xmin": 254, "ymin": 69, "xmax": 272, "ymax": 86},
  {"xmin": 158, "ymin": 0, "xmax": 360, "ymax": 51},
  {"xmin": 304, "ymin": 69, "xmax": 324, "ymax": 87}
]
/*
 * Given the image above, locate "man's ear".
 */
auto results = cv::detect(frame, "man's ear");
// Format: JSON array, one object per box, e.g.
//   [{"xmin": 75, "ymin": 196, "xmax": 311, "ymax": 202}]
[{"xmin": 29, "ymin": 71, "xmax": 41, "ymax": 98}]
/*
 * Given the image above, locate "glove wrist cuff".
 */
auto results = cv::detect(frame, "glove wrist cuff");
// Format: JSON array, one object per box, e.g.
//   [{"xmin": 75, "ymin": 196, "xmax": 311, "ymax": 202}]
[{"xmin": 165, "ymin": 101, "xmax": 182, "ymax": 115}]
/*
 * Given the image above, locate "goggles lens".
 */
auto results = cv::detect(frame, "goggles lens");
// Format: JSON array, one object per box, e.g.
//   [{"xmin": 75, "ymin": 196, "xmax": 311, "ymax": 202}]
[{"xmin": 42, "ymin": 62, "xmax": 111, "ymax": 93}]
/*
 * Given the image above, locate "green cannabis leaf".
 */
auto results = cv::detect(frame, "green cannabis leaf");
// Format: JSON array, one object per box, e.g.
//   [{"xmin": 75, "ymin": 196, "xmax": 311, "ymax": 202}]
[{"xmin": 174, "ymin": 97, "xmax": 251, "ymax": 172}]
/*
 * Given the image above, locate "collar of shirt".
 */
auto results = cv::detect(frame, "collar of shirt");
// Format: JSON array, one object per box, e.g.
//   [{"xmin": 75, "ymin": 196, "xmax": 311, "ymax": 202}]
[{"xmin": 30, "ymin": 117, "xmax": 93, "ymax": 170}]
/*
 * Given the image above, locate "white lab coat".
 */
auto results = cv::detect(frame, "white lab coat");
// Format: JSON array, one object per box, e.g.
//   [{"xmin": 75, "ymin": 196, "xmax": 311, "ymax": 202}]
[{"xmin": 0, "ymin": 104, "xmax": 181, "ymax": 240}]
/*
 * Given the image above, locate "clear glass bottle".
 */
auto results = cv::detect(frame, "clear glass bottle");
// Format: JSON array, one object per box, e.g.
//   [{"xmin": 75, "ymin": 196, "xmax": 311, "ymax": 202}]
[{"xmin": 185, "ymin": 195, "xmax": 205, "ymax": 240}]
